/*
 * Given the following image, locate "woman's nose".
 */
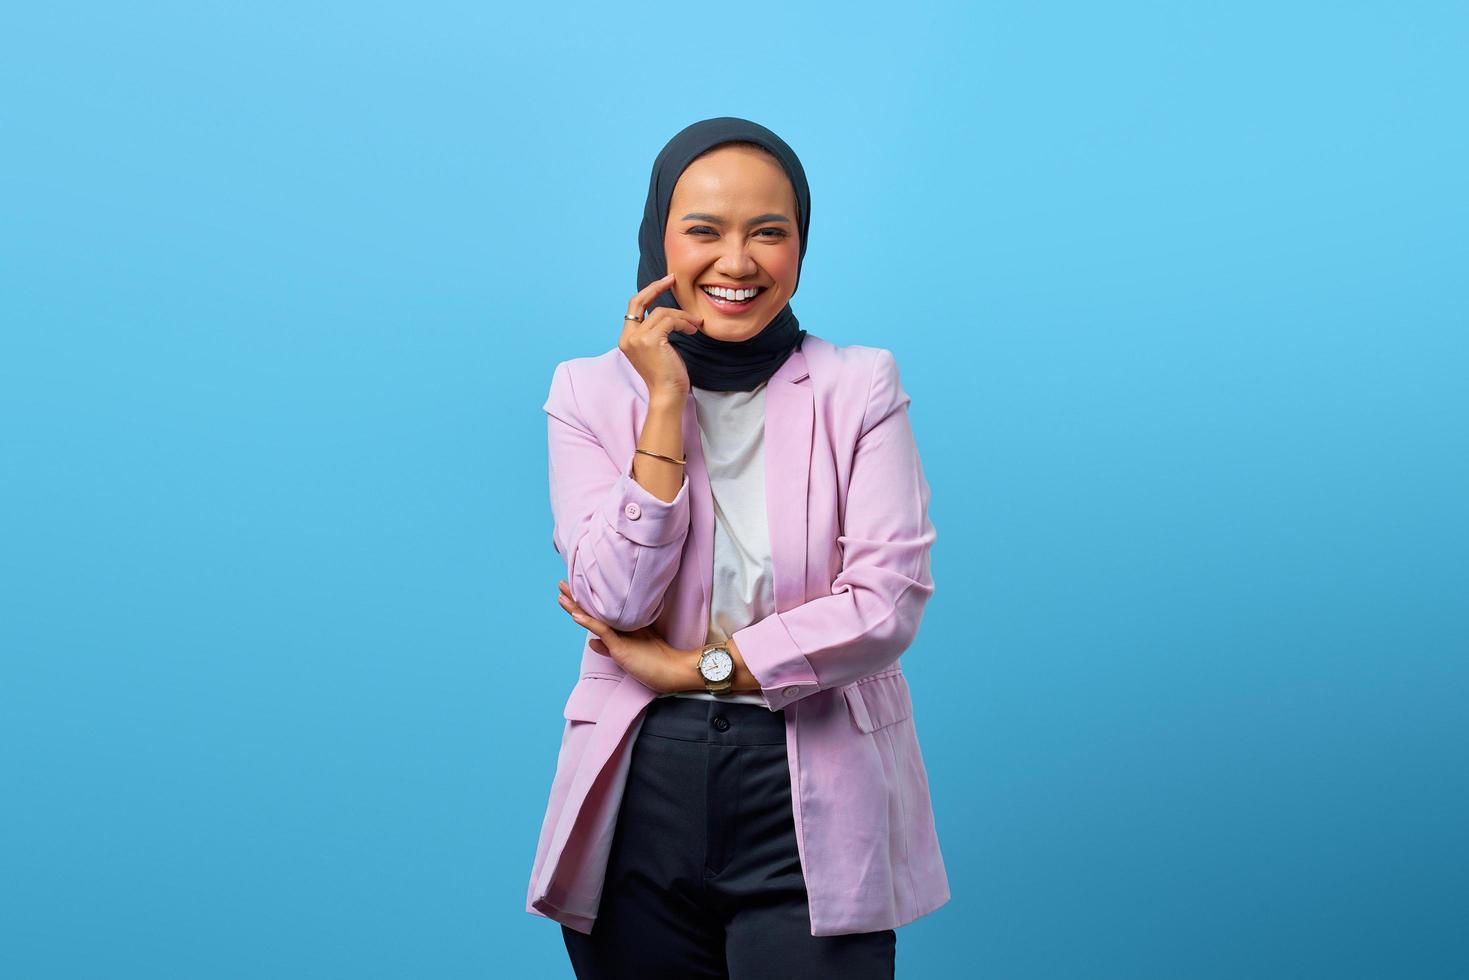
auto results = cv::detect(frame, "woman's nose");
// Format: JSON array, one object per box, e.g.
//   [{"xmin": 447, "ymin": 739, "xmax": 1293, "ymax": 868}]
[{"xmin": 715, "ymin": 245, "xmax": 758, "ymax": 276}]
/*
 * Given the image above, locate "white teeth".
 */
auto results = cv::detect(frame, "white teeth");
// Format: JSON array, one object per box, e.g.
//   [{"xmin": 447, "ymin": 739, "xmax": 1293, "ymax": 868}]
[{"xmin": 702, "ymin": 286, "xmax": 760, "ymax": 302}]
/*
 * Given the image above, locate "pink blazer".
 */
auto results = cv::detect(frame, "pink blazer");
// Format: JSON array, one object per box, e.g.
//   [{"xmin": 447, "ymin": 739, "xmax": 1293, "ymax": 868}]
[{"xmin": 526, "ymin": 332, "xmax": 949, "ymax": 937}]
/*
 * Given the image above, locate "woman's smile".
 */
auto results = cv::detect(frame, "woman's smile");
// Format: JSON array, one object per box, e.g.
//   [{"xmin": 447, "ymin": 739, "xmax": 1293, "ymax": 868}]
[{"xmin": 699, "ymin": 283, "xmax": 768, "ymax": 315}]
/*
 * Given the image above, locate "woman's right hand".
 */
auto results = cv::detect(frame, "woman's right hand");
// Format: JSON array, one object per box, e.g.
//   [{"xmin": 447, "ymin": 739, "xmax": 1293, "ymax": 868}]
[{"xmin": 621, "ymin": 272, "xmax": 702, "ymax": 401}]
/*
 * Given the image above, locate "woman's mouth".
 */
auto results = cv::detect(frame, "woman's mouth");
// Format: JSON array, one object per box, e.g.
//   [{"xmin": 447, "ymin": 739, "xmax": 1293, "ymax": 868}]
[{"xmin": 700, "ymin": 285, "xmax": 766, "ymax": 314}]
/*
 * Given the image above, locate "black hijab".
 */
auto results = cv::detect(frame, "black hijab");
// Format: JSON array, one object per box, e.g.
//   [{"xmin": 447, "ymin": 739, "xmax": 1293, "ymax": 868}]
[{"xmin": 635, "ymin": 117, "xmax": 810, "ymax": 392}]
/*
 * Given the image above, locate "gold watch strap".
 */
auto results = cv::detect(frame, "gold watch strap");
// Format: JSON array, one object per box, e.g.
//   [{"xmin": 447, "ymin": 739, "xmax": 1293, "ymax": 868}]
[{"xmin": 698, "ymin": 644, "xmax": 734, "ymax": 694}]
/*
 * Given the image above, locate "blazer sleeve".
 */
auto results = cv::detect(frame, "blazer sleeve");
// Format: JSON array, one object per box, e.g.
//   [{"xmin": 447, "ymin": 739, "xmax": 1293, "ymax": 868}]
[
  {"xmin": 543, "ymin": 360, "xmax": 691, "ymax": 632},
  {"xmin": 732, "ymin": 348, "xmax": 936, "ymax": 712}
]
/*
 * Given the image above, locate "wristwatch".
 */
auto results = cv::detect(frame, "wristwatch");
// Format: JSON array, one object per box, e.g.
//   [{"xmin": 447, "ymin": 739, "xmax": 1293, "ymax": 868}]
[{"xmin": 696, "ymin": 642, "xmax": 734, "ymax": 694}]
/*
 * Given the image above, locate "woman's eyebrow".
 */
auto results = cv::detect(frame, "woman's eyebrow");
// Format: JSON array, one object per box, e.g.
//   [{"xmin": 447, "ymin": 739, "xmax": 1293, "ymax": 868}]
[{"xmin": 680, "ymin": 212, "xmax": 791, "ymax": 225}]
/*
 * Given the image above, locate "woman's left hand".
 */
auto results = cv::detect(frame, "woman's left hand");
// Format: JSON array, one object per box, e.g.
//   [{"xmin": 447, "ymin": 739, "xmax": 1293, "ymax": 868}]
[{"xmin": 556, "ymin": 580, "xmax": 695, "ymax": 694}]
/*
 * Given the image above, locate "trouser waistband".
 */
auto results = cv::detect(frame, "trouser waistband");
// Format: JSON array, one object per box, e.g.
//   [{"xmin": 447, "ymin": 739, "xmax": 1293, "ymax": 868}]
[{"xmin": 640, "ymin": 696, "xmax": 787, "ymax": 745}]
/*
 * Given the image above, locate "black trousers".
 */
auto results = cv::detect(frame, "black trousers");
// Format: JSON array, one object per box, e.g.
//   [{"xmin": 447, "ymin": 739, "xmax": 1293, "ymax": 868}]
[{"xmin": 561, "ymin": 696, "xmax": 897, "ymax": 979}]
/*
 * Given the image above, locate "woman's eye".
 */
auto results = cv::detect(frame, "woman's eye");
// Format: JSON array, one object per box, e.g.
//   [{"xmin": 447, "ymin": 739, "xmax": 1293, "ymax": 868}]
[{"xmin": 686, "ymin": 226, "xmax": 785, "ymax": 238}]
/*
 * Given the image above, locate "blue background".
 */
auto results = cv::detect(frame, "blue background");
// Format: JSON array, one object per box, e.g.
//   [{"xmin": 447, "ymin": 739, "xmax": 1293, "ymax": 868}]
[{"xmin": 3, "ymin": 2, "xmax": 1465, "ymax": 977}]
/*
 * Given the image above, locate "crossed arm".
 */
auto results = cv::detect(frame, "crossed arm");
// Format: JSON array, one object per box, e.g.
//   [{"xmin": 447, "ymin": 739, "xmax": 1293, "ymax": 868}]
[{"xmin": 544, "ymin": 349, "xmax": 935, "ymax": 712}]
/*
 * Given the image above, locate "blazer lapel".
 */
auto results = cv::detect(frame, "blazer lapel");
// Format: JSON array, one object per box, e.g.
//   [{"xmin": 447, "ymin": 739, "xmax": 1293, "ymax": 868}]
[
  {"xmin": 762, "ymin": 350, "xmax": 813, "ymax": 611},
  {"xmin": 682, "ymin": 395, "xmax": 714, "ymax": 634}
]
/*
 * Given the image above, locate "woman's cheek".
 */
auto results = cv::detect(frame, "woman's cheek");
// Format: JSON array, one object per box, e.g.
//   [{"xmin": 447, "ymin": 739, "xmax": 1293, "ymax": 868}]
[
  {"xmin": 663, "ymin": 239, "xmax": 698, "ymax": 305},
  {"xmin": 769, "ymin": 245, "xmax": 801, "ymax": 294},
  {"xmin": 663, "ymin": 229, "xmax": 696, "ymax": 269}
]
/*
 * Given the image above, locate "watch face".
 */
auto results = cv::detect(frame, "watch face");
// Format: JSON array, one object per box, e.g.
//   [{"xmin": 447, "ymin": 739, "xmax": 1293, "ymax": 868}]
[{"xmin": 699, "ymin": 648, "xmax": 734, "ymax": 682}]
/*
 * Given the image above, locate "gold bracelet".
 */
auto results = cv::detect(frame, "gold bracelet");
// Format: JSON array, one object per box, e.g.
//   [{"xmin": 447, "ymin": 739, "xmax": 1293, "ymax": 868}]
[{"xmin": 634, "ymin": 447, "xmax": 687, "ymax": 466}]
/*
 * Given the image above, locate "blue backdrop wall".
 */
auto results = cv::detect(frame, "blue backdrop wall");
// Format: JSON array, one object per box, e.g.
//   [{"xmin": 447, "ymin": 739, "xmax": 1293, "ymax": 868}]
[{"xmin": 3, "ymin": 2, "xmax": 1465, "ymax": 977}]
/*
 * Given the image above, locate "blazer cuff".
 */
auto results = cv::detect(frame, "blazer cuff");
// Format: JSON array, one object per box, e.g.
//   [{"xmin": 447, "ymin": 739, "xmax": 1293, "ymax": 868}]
[
  {"xmin": 599, "ymin": 463, "xmax": 690, "ymax": 547},
  {"xmin": 732, "ymin": 613, "xmax": 821, "ymax": 712}
]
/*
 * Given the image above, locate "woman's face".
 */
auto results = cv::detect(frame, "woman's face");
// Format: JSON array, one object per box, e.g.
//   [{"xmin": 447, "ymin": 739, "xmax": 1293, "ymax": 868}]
[{"xmin": 663, "ymin": 145, "xmax": 801, "ymax": 343}]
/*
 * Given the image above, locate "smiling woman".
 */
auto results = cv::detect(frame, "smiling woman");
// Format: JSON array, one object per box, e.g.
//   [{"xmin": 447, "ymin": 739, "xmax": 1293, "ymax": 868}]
[
  {"xmin": 662, "ymin": 146, "xmax": 801, "ymax": 333},
  {"xmin": 529, "ymin": 117, "xmax": 948, "ymax": 979}
]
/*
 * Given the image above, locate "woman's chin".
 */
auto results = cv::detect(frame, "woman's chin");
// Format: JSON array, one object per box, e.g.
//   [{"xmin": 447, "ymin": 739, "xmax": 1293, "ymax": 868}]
[{"xmin": 699, "ymin": 312, "xmax": 775, "ymax": 343}]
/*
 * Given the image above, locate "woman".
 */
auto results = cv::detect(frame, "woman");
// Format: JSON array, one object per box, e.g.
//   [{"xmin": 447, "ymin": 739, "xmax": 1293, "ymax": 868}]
[{"xmin": 527, "ymin": 117, "xmax": 948, "ymax": 978}]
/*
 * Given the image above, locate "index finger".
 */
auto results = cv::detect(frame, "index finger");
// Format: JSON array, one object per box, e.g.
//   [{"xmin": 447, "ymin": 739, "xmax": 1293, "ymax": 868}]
[{"xmin": 626, "ymin": 272, "xmax": 678, "ymax": 319}]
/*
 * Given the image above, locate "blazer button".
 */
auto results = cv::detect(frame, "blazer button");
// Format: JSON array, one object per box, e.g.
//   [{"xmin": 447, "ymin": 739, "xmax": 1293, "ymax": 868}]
[
  {"xmin": 624, "ymin": 502, "xmax": 641, "ymax": 520},
  {"xmin": 781, "ymin": 686, "xmax": 800, "ymax": 698}
]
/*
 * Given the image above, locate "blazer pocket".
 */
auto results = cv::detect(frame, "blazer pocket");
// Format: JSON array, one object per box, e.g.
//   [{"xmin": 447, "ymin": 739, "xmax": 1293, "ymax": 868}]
[
  {"xmin": 562, "ymin": 675, "xmax": 621, "ymax": 722},
  {"xmin": 843, "ymin": 670, "xmax": 914, "ymax": 733}
]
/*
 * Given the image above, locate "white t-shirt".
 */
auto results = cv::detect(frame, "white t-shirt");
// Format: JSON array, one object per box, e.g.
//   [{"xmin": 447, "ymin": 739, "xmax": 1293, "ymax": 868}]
[{"xmin": 658, "ymin": 381, "xmax": 774, "ymax": 707}]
